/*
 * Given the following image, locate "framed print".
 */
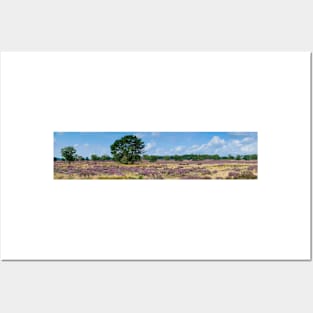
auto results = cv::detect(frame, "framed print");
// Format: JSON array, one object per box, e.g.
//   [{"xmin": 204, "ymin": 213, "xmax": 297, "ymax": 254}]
[{"xmin": 0, "ymin": 52, "xmax": 311, "ymax": 260}]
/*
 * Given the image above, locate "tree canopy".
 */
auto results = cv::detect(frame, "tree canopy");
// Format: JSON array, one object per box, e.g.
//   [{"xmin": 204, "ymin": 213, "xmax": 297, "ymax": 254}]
[
  {"xmin": 110, "ymin": 135, "xmax": 145, "ymax": 164},
  {"xmin": 61, "ymin": 146, "xmax": 77, "ymax": 162}
]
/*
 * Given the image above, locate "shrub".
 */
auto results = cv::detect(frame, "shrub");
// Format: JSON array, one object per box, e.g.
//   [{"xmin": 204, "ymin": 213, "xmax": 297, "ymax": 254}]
[{"xmin": 236, "ymin": 171, "xmax": 257, "ymax": 179}]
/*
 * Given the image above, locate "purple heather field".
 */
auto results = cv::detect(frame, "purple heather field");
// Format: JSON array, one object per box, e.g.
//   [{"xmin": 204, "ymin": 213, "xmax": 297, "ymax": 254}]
[{"xmin": 54, "ymin": 159, "xmax": 258, "ymax": 180}]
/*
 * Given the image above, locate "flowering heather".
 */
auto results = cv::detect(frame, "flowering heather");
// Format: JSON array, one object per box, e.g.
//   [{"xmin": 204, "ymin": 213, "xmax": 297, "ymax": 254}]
[
  {"xmin": 228, "ymin": 171, "xmax": 239, "ymax": 178},
  {"xmin": 54, "ymin": 159, "xmax": 258, "ymax": 180}
]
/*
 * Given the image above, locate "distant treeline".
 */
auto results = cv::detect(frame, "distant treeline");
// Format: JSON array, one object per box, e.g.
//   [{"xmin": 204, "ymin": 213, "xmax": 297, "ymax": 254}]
[
  {"xmin": 143, "ymin": 154, "xmax": 257, "ymax": 161},
  {"xmin": 54, "ymin": 153, "xmax": 257, "ymax": 162},
  {"xmin": 54, "ymin": 154, "xmax": 111, "ymax": 161}
]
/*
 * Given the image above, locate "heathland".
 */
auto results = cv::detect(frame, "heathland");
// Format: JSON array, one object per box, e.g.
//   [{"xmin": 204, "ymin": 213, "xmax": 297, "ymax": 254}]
[{"xmin": 54, "ymin": 159, "xmax": 257, "ymax": 179}]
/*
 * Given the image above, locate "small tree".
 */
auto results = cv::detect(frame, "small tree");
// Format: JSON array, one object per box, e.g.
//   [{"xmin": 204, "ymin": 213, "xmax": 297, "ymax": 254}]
[
  {"xmin": 76, "ymin": 155, "xmax": 85, "ymax": 161},
  {"xmin": 143, "ymin": 155, "xmax": 158, "ymax": 162},
  {"xmin": 110, "ymin": 135, "xmax": 145, "ymax": 164},
  {"xmin": 149, "ymin": 155, "xmax": 158, "ymax": 162},
  {"xmin": 173, "ymin": 155, "xmax": 181, "ymax": 161},
  {"xmin": 91, "ymin": 154, "xmax": 100, "ymax": 161},
  {"xmin": 61, "ymin": 146, "xmax": 77, "ymax": 163},
  {"xmin": 100, "ymin": 154, "xmax": 111, "ymax": 161},
  {"xmin": 143, "ymin": 155, "xmax": 150, "ymax": 161},
  {"xmin": 212, "ymin": 154, "xmax": 220, "ymax": 160}
]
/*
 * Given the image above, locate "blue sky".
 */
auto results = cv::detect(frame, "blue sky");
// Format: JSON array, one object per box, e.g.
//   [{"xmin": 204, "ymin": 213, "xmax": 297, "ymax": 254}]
[{"xmin": 54, "ymin": 132, "xmax": 257, "ymax": 158}]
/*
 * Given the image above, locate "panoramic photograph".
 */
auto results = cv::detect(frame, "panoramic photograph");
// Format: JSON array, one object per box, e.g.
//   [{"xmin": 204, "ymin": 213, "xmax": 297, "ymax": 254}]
[{"xmin": 54, "ymin": 132, "xmax": 258, "ymax": 179}]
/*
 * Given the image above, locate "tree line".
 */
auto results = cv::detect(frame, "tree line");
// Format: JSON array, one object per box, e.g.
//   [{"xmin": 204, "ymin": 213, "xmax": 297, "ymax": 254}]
[
  {"xmin": 55, "ymin": 135, "xmax": 257, "ymax": 164},
  {"xmin": 143, "ymin": 153, "xmax": 257, "ymax": 162}
]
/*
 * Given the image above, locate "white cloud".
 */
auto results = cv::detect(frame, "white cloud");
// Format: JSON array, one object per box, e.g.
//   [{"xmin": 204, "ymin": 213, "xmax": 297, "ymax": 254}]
[
  {"xmin": 186, "ymin": 136, "xmax": 225, "ymax": 153},
  {"xmin": 154, "ymin": 148, "xmax": 165, "ymax": 155},
  {"xmin": 145, "ymin": 141, "xmax": 156, "ymax": 152},
  {"xmin": 239, "ymin": 142, "xmax": 257, "ymax": 153},
  {"xmin": 208, "ymin": 136, "xmax": 225, "ymax": 146},
  {"xmin": 188, "ymin": 144, "xmax": 204, "ymax": 153},
  {"xmin": 175, "ymin": 146, "xmax": 184, "ymax": 152},
  {"xmin": 215, "ymin": 139, "xmax": 257, "ymax": 155},
  {"xmin": 183, "ymin": 135, "xmax": 257, "ymax": 156},
  {"xmin": 74, "ymin": 144, "xmax": 79, "ymax": 147},
  {"xmin": 83, "ymin": 143, "xmax": 89, "ymax": 147},
  {"xmin": 242, "ymin": 137, "xmax": 254, "ymax": 143},
  {"xmin": 230, "ymin": 139, "xmax": 242, "ymax": 146}
]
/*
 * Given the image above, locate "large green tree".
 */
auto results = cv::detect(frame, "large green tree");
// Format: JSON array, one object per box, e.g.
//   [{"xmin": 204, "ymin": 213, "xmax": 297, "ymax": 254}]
[
  {"xmin": 61, "ymin": 146, "xmax": 77, "ymax": 163},
  {"xmin": 110, "ymin": 135, "xmax": 145, "ymax": 164}
]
